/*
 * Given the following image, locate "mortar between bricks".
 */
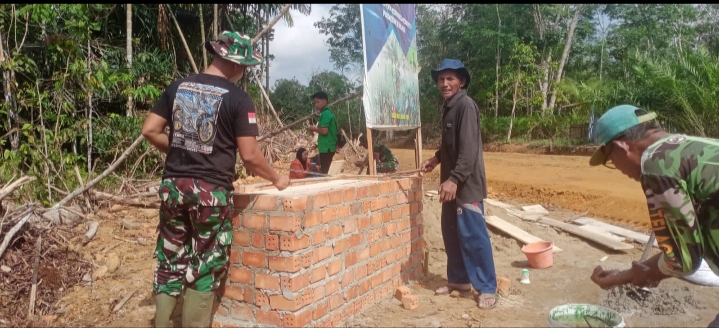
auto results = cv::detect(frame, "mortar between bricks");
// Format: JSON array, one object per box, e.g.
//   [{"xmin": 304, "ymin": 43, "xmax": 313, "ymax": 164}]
[{"xmin": 213, "ymin": 177, "xmax": 425, "ymax": 328}]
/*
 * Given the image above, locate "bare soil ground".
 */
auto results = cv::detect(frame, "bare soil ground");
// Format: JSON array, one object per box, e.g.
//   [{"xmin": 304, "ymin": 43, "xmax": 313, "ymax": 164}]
[{"xmin": 3, "ymin": 145, "xmax": 718, "ymax": 327}]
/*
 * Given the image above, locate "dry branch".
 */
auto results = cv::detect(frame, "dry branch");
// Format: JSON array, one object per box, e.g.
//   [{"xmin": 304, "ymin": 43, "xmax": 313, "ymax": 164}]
[
  {"xmin": 82, "ymin": 221, "xmax": 99, "ymax": 245},
  {"xmin": 0, "ymin": 207, "xmax": 34, "ymax": 260},
  {"xmin": 28, "ymin": 236, "xmax": 41, "ymax": 317},
  {"xmin": 53, "ymin": 136, "xmax": 145, "ymax": 209},
  {"xmin": 91, "ymin": 190, "xmax": 159, "ymax": 208},
  {"xmin": 251, "ymin": 4, "xmax": 292, "ymax": 45},
  {"xmin": 0, "ymin": 176, "xmax": 36, "ymax": 201},
  {"xmin": 113, "ymin": 290, "xmax": 136, "ymax": 312}
]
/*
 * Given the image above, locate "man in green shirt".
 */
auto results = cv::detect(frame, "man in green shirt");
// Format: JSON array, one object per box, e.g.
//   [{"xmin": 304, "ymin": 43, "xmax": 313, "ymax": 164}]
[
  {"xmin": 306, "ymin": 91, "xmax": 337, "ymax": 174},
  {"xmin": 587, "ymin": 105, "xmax": 719, "ymax": 326},
  {"xmin": 357, "ymin": 137, "xmax": 399, "ymax": 173}
]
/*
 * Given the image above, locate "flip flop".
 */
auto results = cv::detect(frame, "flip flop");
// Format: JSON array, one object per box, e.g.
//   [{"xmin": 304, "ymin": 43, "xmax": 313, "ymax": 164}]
[
  {"xmin": 435, "ymin": 285, "xmax": 472, "ymax": 295},
  {"xmin": 477, "ymin": 293, "xmax": 499, "ymax": 310}
]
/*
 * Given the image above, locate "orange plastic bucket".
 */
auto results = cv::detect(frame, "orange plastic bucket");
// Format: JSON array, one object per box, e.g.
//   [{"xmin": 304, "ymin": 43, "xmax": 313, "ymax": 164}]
[{"xmin": 521, "ymin": 241, "xmax": 554, "ymax": 269}]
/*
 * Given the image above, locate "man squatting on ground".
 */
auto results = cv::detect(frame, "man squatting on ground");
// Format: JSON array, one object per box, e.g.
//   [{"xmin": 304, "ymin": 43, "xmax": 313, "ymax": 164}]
[
  {"xmin": 587, "ymin": 105, "xmax": 719, "ymax": 327},
  {"xmin": 306, "ymin": 91, "xmax": 338, "ymax": 175},
  {"xmin": 420, "ymin": 59, "xmax": 499, "ymax": 310},
  {"xmin": 142, "ymin": 31, "xmax": 290, "ymax": 327}
]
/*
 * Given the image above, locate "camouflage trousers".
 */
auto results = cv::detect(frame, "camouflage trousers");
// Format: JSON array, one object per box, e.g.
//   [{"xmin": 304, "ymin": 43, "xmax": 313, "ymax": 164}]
[
  {"xmin": 153, "ymin": 178, "xmax": 234, "ymax": 296},
  {"xmin": 376, "ymin": 159, "xmax": 399, "ymax": 173}
]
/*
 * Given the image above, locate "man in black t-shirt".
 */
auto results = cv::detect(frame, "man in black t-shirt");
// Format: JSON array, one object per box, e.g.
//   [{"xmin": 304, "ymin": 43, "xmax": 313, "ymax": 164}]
[{"xmin": 141, "ymin": 31, "xmax": 289, "ymax": 328}]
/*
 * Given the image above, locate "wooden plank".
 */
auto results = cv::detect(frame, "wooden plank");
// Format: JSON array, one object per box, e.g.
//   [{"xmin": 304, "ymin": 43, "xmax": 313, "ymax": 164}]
[
  {"xmin": 576, "ymin": 225, "xmax": 626, "ymax": 243},
  {"xmin": 506, "ymin": 209, "xmax": 543, "ymax": 222},
  {"xmin": 573, "ymin": 217, "xmax": 658, "ymax": 247},
  {"xmin": 485, "ymin": 198, "xmax": 515, "ymax": 210},
  {"xmin": 538, "ymin": 217, "xmax": 634, "ymax": 251},
  {"xmin": 485, "ymin": 215, "xmax": 563, "ymax": 252},
  {"xmin": 366, "ymin": 128, "xmax": 375, "ymax": 176},
  {"xmin": 327, "ymin": 160, "xmax": 345, "ymax": 176}
]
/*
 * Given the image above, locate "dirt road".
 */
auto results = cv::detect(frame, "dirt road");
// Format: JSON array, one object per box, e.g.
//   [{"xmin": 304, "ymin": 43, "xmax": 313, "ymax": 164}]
[{"xmin": 391, "ymin": 148, "xmax": 651, "ymax": 231}]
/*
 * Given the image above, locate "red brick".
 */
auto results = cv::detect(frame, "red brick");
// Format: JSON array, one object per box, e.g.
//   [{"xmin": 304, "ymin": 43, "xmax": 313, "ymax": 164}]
[
  {"xmin": 336, "ymin": 205, "xmax": 351, "ymax": 219},
  {"xmin": 371, "ymin": 198, "xmax": 387, "ymax": 211},
  {"xmin": 252, "ymin": 233, "xmax": 263, "ymax": 248},
  {"xmin": 313, "ymin": 285, "xmax": 325, "ymax": 302},
  {"xmin": 333, "ymin": 237, "xmax": 349, "ymax": 254},
  {"xmin": 382, "ymin": 211, "xmax": 392, "ymax": 223},
  {"xmin": 280, "ymin": 272, "xmax": 310, "ymax": 292},
  {"xmin": 325, "ymin": 278, "xmax": 340, "ymax": 295},
  {"xmin": 313, "ymin": 246, "xmax": 332, "ymax": 263},
  {"xmin": 221, "ymin": 285, "xmax": 245, "ymax": 301},
  {"xmin": 234, "ymin": 194, "xmax": 251, "ymax": 210},
  {"xmin": 370, "ymin": 184, "xmax": 381, "ymax": 197},
  {"xmin": 328, "ymin": 224, "xmax": 342, "ymax": 239},
  {"xmin": 342, "ymin": 270, "xmax": 354, "ymax": 287},
  {"xmin": 243, "ymin": 214, "xmax": 266, "ymax": 229},
  {"xmin": 266, "ymin": 234, "xmax": 279, "ymax": 250},
  {"xmin": 255, "ymin": 291, "xmax": 269, "ymax": 306},
  {"xmin": 356, "ymin": 186, "xmax": 369, "ymax": 199},
  {"xmin": 311, "ymin": 266, "xmax": 326, "ymax": 283},
  {"xmin": 400, "ymin": 179, "xmax": 410, "ymax": 189},
  {"xmin": 283, "ymin": 196, "xmax": 310, "ymax": 212},
  {"xmin": 284, "ymin": 309, "xmax": 313, "ymax": 328},
  {"xmin": 269, "ymin": 215, "xmax": 302, "ymax": 232},
  {"xmin": 370, "ymin": 213, "xmax": 382, "ymax": 227},
  {"xmin": 357, "ymin": 248, "xmax": 370, "ymax": 262},
  {"xmin": 345, "ymin": 252, "xmax": 357, "ymax": 268},
  {"xmin": 344, "ymin": 188, "xmax": 356, "ymax": 202},
  {"xmin": 330, "ymin": 293, "xmax": 344, "ymax": 310},
  {"xmin": 354, "ymin": 264, "xmax": 366, "ymax": 280},
  {"xmin": 396, "ymin": 193, "xmax": 408, "ymax": 204},
  {"xmin": 328, "ymin": 258, "xmax": 342, "ymax": 276},
  {"xmin": 232, "ymin": 213, "xmax": 240, "ymax": 226},
  {"xmin": 270, "ymin": 294, "xmax": 303, "ymax": 311},
  {"xmin": 280, "ymin": 234, "xmax": 310, "ymax": 251},
  {"xmin": 313, "ymin": 300, "xmax": 329, "ymax": 320},
  {"xmin": 229, "ymin": 249, "xmax": 240, "ymax": 264},
  {"xmin": 328, "ymin": 189, "xmax": 344, "ymax": 205},
  {"xmin": 314, "ymin": 192, "xmax": 330, "ymax": 209},
  {"xmin": 363, "ymin": 200, "xmax": 371, "ymax": 213},
  {"xmin": 402, "ymin": 205, "xmax": 411, "ymax": 217},
  {"xmin": 302, "ymin": 288, "xmax": 313, "ymax": 306},
  {"xmin": 269, "ymin": 255, "xmax": 302, "ymax": 273},
  {"xmin": 304, "ymin": 211, "xmax": 321, "ymax": 228},
  {"xmin": 257, "ymin": 309, "xmax": 282, "ymax": 326},
  {"xmin": 350, "ymin": 202, "xmax": 363, "ymax": 216},
  {"xmin": 254, "ymin": 195, "xmax": 278, "ymax": 211},
  {"xmin": 233, "ymin": 231, "xmax": 250, "ymax": 246},
  {"xmin": 255, "ymin": 273, "xmax": 280, "ymax": 290},
  {"xmin": 349, "ymin": 233, "xmax": 363, "ymax": 248},
  {"xmin": 321, "ymin": 207, "xmax": 337, "ymax": 224},
  {"xmin": 230, "ymin": 268, "xmax": 252, "ymax": 284},
  {"xmin": 302, "ymin": 253, "xmax": 312, "ymax": 268},
  {"xmin": 343, "ymin": 218, "xmax": 358, "ymax": 234},
  {"xmin": 411, "ymin": 203, "xmax": 420, "ymax": 215},
  {"xmin": 380, "ymin": 181, "xmax": 392, "ymax": 194},
  {"xmin": 382, "ymin": 238, "xmax": 392, "ymax": 252},
  {"xmin": 370, "ymin": 242, "xmax": 382, "ymax": 257},
  {"xmin": 401, "ymin": 295, "xmax": 419, "ymax": 310},
  {"xmin": 242, "ymin": 251, "xmax": 265, "ymax": 268},
  {"xmin": 387, "ymin": 195, "xmax": 397, "ymax": 207},
  {"xmin": 311, "ymin": 228, "xmax": 327, "ymax": 245},
  {"xmin": 371, "ymin": 273, "xmax": 382, "ymax": 288},
  {"xmin": 358, "ymin": 216, "xmax": 370, "ymax": 230},
  {"xmin": 230, "ymin": 304, "xmax": 253, "ymax": 321}
]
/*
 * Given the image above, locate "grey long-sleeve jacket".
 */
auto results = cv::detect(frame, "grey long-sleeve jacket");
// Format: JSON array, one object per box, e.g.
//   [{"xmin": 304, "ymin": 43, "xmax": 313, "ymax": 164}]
[{"xmin": 434, "ymin": 89, "xmax": 487, "ymax": 204}]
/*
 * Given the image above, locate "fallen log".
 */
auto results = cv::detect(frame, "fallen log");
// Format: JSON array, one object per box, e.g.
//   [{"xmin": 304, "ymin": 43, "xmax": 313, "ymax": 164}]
[
  {"xmin": 0, "ymin": 176, "xmax": 37, "ymax": 201},
  {"xmin": 83, "ymin": 221, "xmax": 99, "ymax": 245},
  {"xmin": 0, "ymin": 207, "xmax": 34, "ymax": 260},
  {"xmin": 92, "ymin": 190, "xmax": 159, "ymax": 208}
]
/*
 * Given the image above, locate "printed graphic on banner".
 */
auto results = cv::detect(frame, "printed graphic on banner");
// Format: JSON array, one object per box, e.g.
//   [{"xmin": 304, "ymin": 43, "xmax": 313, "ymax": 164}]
[
  {"xmin": 360, "ymin": 4, "xmax": 420, "ymax": 131},
  {"xmin": 170, "ymin": 82, "xmax": 227, "ymax": 154}
]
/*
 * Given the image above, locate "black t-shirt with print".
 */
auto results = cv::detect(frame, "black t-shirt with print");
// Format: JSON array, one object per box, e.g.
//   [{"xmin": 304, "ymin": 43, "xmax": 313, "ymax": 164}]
[{"xmin": 150, "ymin": 73, "xmax": 259, "ymax": 190}]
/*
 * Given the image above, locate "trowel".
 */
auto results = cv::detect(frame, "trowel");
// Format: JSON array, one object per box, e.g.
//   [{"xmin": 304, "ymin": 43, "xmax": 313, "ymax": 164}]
[{"xmin": 632, "ymin": 231, "xmax": 656, "ymax": 297}]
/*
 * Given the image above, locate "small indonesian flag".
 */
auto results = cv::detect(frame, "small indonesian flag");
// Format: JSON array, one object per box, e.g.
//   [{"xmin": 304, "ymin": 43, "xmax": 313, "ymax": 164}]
[{"xmin": 248, "ymin": 112, "xmax": 257, "ymax": 124}]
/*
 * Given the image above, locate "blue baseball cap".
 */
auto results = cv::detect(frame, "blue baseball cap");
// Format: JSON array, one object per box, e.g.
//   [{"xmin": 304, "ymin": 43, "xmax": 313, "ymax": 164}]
[{"xmin": 589, "ymin": 105, "xmax": 658, "ymax": 166}]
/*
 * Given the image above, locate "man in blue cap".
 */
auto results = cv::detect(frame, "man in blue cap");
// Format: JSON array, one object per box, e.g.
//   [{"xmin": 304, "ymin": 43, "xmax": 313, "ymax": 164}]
[
  {"xmin": 587, "ymin": 104, "xmax": 719, "ymax": 327},
  {"xmin": 420, "ymin": 59, "xmax": 497, "ymax": 310}
]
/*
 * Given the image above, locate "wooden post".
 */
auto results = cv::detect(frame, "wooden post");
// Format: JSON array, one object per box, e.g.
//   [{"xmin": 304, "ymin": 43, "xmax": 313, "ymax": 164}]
[
  {"xmin": 366, "ymin": 127, "xmax": 375, "ymax": 175},
  {"xmin": 415, "ymin": 127, "xmax": 422, "ymax": 171}
]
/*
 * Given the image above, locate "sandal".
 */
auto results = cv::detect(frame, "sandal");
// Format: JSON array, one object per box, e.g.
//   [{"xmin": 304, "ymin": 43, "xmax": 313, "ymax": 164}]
[
  {"xmin": 477, "ymin": 293, "xmax": 499, "ymax": 310},
  {"xmin": 435, "ymin": 285, "xmax": 472, "ymax": 295}
]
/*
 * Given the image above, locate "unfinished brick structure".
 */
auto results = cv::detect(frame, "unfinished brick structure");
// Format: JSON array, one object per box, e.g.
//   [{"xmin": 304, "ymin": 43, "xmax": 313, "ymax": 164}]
[{"xmin": 212, "ymin": 176, "xmax": 425, "ymax": 327}]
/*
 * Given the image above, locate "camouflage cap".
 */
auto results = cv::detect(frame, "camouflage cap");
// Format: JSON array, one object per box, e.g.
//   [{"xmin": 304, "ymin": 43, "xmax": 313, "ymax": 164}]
[{"xmin": 205, "ymin": 31, "xmax": 263, "ymax": 66}]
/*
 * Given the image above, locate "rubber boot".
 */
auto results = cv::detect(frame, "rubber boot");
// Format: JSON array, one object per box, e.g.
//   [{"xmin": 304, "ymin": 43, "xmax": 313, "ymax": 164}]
[
  {"xmin": 182, "ymin": 288, "xmax": 215, "ymax": 328},
  {"xmin": 155, "ymin": 293, "xmax": 178, "ymax": 328}
]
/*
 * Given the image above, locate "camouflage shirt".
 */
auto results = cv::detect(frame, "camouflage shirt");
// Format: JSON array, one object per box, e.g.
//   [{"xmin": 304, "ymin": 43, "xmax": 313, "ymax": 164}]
[{"xmin": 641, "ymin": 134, "xmax": 719, "ymax": 277}]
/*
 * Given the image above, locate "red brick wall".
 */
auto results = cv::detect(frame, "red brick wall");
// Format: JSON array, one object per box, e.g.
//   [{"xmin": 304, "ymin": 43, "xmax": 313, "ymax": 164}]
[{"xmin": 213, "ymin": 177, "xmax": 425, "ymax": 327}]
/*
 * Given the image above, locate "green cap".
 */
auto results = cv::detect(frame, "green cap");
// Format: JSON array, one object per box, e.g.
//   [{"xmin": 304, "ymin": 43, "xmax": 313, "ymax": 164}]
[
  {"xmin": 589, "ymin": 104, "xmax": 658, "ymax": 166},
  {"xmin": 205, "ymin": 31, "xmax": 263, "ymax": 66}
]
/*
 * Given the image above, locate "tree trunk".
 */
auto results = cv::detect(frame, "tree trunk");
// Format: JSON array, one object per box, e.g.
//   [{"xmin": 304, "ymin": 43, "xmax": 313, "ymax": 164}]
[
  {"xmin": 213, "ymin": 4, "xmax": 219, "ymax": 39},
  {"xmin": 0, "ymin": 29, "xmax": 18, "ymax": 151},
  {"xmin": 494, "ymin": 4, "xmax": 501, "ymax": 117},
  {"xmin": 167, "ymin": 4, "xmax": 199, "ymax": 74},
  {"xmin": 126, "ymin": 4, "xmax": 133, "ymax": 117},
  {"xmin": 87, "ymin": 38, "xmax": 94, "ymax": 175},
  {"xmin": 507, "ymin": 71, "xmax": 520, "ymax": 141},
  {"xmin": 200, "ymin": 4, "xmax": 208, "ymax": 70},
  {"xmin": 547, "ymin": 4, "xmax": 583, "ymax": 111}
]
